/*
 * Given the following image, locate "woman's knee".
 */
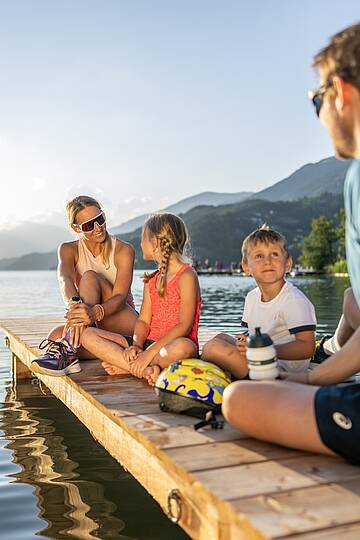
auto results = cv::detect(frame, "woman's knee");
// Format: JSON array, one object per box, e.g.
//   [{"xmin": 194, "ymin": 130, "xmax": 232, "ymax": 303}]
[{"xmin": 79, "ymin": 270, "xmax": 101, "ymax": 286}]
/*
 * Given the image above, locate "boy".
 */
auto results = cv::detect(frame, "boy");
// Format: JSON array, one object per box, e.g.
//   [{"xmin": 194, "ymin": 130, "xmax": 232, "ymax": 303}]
[{"xmin": 201, "ymin": 225, "xmax": 316, "ymax": 378}]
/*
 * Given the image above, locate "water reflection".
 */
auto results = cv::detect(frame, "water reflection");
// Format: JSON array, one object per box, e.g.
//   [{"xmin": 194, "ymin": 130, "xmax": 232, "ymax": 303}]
[{"xmin": 0, "ymin": 356, "xmax": 188, "ymax": 540}]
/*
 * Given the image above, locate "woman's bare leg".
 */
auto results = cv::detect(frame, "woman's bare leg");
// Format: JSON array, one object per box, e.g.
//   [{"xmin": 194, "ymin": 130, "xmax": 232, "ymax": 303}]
[
  {"xmin": 222, "ymin": 380, "xmax": 334, "ymax": 455},
  {"xmin": 79, "ymin": 270, "xmax": 138, "ymax": 336},
  {"xmin": 201, "ymin": 333, "xmax": 248, "ymax": 378},
  {"xmin": 145, "ymin": 338, "xmax": 198, "ymax": 385}
]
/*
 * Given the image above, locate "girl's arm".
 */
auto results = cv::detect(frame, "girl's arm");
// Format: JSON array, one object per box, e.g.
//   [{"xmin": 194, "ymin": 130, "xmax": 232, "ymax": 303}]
[
  {"xmin": 132, "ymin": 282, "xmax": 152, "ymax": 348},
  {"xmin": 139, "ymin": 269, "xmax": 199, "ymax": 360},
  {"xmin": 275, "ymin": 330, "xmax": 316, "ymax": 360}
]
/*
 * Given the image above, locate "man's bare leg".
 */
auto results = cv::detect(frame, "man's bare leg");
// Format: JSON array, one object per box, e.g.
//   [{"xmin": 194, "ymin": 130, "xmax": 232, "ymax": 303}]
[
  {"xmin": 222, "ymin": 380, "xmax": 334, "ymax": 455},
  {"xmin": 323, "ymin": 288, "xmax": 360, "ymax": 354}
]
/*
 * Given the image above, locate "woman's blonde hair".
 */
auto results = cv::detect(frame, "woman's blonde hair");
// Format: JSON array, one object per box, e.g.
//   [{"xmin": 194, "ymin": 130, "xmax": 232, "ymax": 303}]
[
  {"xmin": 143, "ymin": 212, "xmax": 190, "ymax": 297},
  {"xmin": 66, "ymin": 195, "xmax": 112, "ymax": 269}
]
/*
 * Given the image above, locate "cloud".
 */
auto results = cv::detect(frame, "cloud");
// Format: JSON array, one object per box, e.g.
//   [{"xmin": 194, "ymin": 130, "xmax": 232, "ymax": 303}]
[{"xmin": 32, "ymin": 177, "xmax": 48, "ymax": 191}]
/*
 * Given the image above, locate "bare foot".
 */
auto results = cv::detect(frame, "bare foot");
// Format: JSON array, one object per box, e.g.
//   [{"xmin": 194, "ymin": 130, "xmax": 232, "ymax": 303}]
[
  {"xmin": 102, "ymin": 361, "xmax": 128, "ymax": 376},
  {"xmin": 145, "ymin": 364, "xmax": 161, "ymax": 386}
]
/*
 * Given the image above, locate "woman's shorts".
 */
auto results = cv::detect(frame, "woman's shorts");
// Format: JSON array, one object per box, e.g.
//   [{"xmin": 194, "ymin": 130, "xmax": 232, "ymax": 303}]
[
  {"xmin": 123, "ymin": 336, "xmax": 155, "ymax": 350},
  {"xmin": 314, "ymin": 383, "xmax": 360, "ymax": 465}
]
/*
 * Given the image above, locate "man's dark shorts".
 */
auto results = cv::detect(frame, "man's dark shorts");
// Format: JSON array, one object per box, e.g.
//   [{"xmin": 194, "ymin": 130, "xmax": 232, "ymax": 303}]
[{"xmin": 315, "ymin": 383, "xmax": 360, "ymax": 465}]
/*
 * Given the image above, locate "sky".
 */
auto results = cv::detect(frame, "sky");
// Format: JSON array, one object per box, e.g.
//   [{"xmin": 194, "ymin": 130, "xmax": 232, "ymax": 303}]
[{"xmin": 1, "ymin": 0, "xmax": 359, "ymax": 231}]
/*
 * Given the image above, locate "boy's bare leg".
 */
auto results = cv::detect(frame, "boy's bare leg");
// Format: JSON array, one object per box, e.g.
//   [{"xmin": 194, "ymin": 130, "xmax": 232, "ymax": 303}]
[
  {"xmin": 81, "ymin": 327, "xmax": 130, "ymax": 375},
  {"xmin": 201, "ymin": 333, "xmax": 248, "ymax": 378},
  {"xmin": 222, "ymin": 380, "xmax": 334, "ymax": 455},
  {"xmin": 145, "ymin": 338, "xmax": 198, "ymax": 385}
]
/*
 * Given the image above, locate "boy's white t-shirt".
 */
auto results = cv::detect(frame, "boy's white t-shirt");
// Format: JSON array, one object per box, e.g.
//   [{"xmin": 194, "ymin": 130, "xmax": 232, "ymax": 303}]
[{"xmin": 241, "ymin": 281, "xmax": 316, "ymax": 373}]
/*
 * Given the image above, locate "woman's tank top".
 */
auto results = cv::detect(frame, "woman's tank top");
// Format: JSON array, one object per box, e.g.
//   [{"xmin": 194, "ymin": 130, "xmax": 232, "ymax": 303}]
[
  {"xmin": 75, "ymin": 235, "xmax": 135, "ymax": 309},
  {"xmin": 147, "ymin": 264, "xmax": 201, "ymax": 347}
]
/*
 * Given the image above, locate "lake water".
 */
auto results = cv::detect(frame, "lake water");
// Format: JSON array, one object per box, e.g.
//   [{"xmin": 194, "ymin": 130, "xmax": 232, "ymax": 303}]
[{"xmin": 0, "ymin": 270, "xmax": 350, "ymax": 539}]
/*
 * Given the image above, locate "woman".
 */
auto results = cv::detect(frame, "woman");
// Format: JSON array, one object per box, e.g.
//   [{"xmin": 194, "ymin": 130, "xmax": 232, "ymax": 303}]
[{"xmin": 32, "ymin": 195, "xmax": 138, "ymax": 376}]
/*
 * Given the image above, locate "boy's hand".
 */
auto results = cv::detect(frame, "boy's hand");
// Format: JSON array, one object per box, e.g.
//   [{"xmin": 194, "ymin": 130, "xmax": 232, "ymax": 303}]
[
  {"xmin": 235, "ymin": 334, "xmax": 248, "ymax": 355},
  {"xmin": 129, "ymin": 350, "xmax": 155, "ymax": 378}
]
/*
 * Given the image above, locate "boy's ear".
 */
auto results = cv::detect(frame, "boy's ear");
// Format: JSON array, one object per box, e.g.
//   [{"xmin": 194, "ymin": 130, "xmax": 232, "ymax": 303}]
[
  {"xmin": 242, "ymin": 262, "xmax": 251, "ymax": 276},
  {"xmin": 286, "ymin": 256, "xmax": 293, "ymax": 273}
]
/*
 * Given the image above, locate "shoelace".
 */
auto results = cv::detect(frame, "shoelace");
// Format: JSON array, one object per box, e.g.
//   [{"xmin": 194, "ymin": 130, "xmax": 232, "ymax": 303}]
[{"xmin": 38, "ymin": 338, "xmax": 73, "ymax": 370}]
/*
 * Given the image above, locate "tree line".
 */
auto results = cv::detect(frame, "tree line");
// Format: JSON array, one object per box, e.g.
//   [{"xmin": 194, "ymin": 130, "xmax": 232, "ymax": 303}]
[{"xmin": 300, "ymin": 209, "xmax": 347, "ymax": 273}]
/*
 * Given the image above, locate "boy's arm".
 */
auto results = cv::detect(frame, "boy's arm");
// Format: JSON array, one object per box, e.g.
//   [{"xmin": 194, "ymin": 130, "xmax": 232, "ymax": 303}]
[{"xmin": 275, "ymin": 330, "xmax": 316, "ymax": 360}]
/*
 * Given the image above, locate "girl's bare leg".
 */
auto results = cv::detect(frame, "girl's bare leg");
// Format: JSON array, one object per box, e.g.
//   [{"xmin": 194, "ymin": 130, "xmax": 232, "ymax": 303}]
[
  {"xmin": 201, "ymin": 333, "xmax": 248, "ymax": 378},
  {"xmin": 81, "ymin": 327, "xmax": 130, "ymax": 375},
  {"xmin": 222, "ymin": 380, "xmax": 334, "ymax": 455},
  {"xmin": 145, "ymin": 338, "xmax": 198, "ymax": 385}
]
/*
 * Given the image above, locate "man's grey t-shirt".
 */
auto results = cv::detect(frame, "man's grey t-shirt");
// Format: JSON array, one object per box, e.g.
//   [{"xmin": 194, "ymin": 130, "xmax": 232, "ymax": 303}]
[{"xmin": 345, "ymin": 159, "xmax": 360, "ymax": 306}]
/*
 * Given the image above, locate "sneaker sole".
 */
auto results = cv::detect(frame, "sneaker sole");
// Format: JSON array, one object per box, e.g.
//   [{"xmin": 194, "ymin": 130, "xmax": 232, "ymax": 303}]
[{"xmin": 31, "ymin": 360, "xmax": 82, "ymax": 377}]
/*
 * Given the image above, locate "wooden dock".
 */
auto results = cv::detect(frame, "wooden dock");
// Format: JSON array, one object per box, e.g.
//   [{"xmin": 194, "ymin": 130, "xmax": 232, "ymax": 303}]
[{"xmin": 2, "ymin": 317, "xmax": 360, "ymax": 540}]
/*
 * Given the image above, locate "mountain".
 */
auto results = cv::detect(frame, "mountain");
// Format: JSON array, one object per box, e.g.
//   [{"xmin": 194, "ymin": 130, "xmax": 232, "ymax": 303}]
[
  {"xmin": 0, "ymin": 192, "xmax": 344, "ymax": 271},
  {"xmin": 110, "ymin": 191, "xmax": 252, "ymax": 234},
  {"xmin": 254, "ymin": 157, "xmax": 350, "ymax": 202},
  {"xmin": 0, "ymin": 222, "xmax": 71, "ymax": 259},
  {"xmin": 120, "ymin": 192, "xmax": 344, "ymax": 268}
]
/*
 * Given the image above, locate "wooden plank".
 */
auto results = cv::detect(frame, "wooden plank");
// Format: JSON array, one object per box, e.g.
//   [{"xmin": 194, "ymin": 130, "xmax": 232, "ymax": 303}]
[
  {"xmin": 281, "ymin": 523, "xmax": 360, "ymax": 540},
  {"xmin": 194, "ymin": 456, "xmax": 360, "ymax": 501},
  {"xmin": 231, "ymin": 479, "xmax": 360, "ymax": 538},
  {"xmin": 165, "ymin": 440, "xmax": 306, "ymax": 472},
  {"xmin": 3, "ymin": 317, "xmax": 360, "ymax": 540}
]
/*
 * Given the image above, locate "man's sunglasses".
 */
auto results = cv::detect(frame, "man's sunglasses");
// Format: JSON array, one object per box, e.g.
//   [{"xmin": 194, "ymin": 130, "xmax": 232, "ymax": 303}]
[
  {"xmin": 74, "ymin": 211, "xmax": 106, "ymax": 233},
  {"xmin": 308, "ymin": 79, "xmax": 333, "ymax": 117}
]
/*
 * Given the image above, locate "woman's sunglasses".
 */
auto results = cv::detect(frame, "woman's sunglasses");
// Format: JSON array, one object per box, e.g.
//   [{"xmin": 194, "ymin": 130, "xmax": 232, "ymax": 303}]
[{"xmin": 74, "ymin": 211, "xmax": 106, "ymax": 233}]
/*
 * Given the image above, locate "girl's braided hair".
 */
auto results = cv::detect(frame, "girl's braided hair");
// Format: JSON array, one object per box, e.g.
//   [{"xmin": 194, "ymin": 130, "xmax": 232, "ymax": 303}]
[{"xmin": 143, "ymin": 212, "xmax": 190, "ymax": 297}]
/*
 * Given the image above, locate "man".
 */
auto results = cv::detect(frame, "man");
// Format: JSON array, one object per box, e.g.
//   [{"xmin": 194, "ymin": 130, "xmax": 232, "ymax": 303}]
[{"xmin": 222, "ymin": 22, "xmax": 360, "ymax": 464}]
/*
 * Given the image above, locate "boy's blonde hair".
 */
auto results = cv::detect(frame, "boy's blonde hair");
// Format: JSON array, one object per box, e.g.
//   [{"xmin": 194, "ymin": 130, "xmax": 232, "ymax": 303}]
[
  {"xmin": 66, "ymin": 195, "xmax": 112, "ymax": 269},
  {"xmin": 241, "ymin": 224, "xmax": 290, "ymax": 265},
  {"xmin": 143, "ymin": 212, "xmax": 190, "ymax": 297}
]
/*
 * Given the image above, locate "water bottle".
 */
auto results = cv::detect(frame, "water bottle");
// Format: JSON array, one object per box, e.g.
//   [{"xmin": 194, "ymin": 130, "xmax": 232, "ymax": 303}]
[
  {"xmin": 246, "ymin": 327, "xmax": 279, "ymax": 380},
  {"xmin": 67, "ymin": 295, "xmax": 83, "ymax": 308}
]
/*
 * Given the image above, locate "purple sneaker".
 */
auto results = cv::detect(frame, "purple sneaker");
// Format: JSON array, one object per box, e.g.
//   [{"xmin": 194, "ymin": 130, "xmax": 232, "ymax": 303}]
[{"xmin": 31, "ymin": 338, "xmax": 81, "ymax": 376}]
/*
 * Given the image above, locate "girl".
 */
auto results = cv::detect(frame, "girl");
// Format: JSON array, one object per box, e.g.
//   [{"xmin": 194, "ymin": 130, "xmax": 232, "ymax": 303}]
[
  {"xmin": 32, "ymin": 195, "xmax": 138, "ymax": 376},
  {"xmin": 81, "ymin": 212, "xmax": 201, "ymax": 384}
]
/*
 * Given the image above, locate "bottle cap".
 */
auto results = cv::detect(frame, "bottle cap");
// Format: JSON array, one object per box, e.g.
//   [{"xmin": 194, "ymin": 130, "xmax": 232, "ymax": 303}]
[{"xmin": 247, "ymin": 327, "xmax": 273, "ymax": 348}]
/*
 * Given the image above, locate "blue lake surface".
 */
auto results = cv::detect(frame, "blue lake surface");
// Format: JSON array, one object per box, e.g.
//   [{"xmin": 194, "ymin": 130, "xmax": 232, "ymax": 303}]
[{"xmin": 0, "ymin": 270, "xmax": 349, "ymax": 539}]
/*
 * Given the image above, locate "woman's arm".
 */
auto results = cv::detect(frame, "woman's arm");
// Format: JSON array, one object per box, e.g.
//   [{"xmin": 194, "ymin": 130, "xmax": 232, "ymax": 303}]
[
  {"xmin": 57, "ymin": 243, "xmax": 78, "ymax": 305},
  {"xmin": 275, "ymin": 330, "xmax": 316, "ymax": 360}
]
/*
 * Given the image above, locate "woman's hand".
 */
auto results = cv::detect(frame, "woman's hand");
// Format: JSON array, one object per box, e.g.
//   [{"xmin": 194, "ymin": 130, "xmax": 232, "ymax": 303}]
[
  {"xmin": 62, "ymin": 321, "xmax": 86, "ymax": 349},
  {"xmin": 129, "ymin": 350, "xmax": 155, "ymax": 378},
  {"xmin": 65, "ymin": 303, "xmax": 95, "ymax": 327}
]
